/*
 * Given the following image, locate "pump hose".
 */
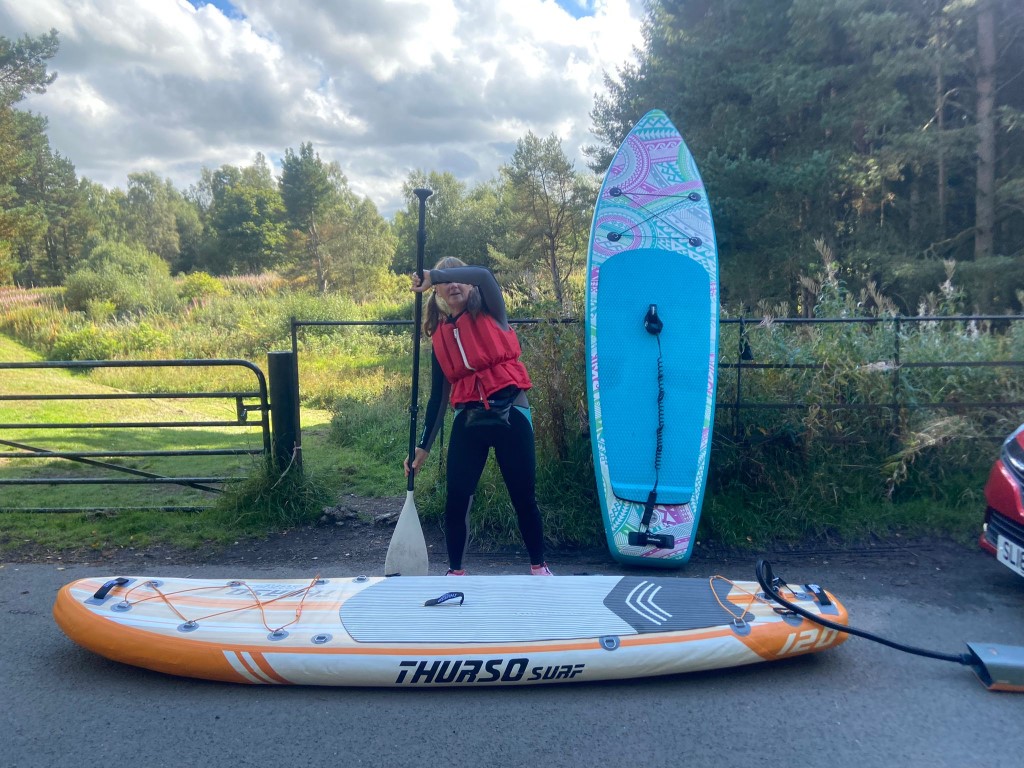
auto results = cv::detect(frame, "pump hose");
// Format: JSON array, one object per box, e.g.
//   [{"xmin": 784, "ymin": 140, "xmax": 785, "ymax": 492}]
[{"xmin": 755, "ymin": 559, "xmax": 973, "ymax": 666}]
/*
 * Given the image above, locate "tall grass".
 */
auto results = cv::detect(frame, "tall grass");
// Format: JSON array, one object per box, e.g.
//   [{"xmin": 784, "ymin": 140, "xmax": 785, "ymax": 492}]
[
  {"xmin": 209, "ymin": 456, "xmax": 334, "ymax": 533},
  {"xmin": 0, "ymin": 275, "xmax": 411, "ymax": 394},
  {"xmin": 706, "ymin": 252, "xmax": 1020, "ymax": 546}
]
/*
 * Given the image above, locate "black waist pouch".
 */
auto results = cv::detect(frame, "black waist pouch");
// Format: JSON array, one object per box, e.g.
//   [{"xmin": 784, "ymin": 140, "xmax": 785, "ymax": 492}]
[{"xmin": 462, "ymin": 388, "xmax": 519, "ymax": 430}]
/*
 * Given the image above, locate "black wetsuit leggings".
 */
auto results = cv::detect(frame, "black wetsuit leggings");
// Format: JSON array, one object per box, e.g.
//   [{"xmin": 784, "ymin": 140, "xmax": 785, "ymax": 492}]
[{"xmin": 444, "ymin": 406, "xmax": 546, "ymax": 570}]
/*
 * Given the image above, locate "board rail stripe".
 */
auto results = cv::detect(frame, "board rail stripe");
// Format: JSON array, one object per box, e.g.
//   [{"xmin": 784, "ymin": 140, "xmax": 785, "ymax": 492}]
[
  {"xmin": 248, "ymin": 651, "xmax": 292, "ymax": 684},
  {"xmin": 224, "ymin": 652, "xmax": 265, "ymax": 684},
  {"xmin": 237, "ymin": 652, "xmax": 277, "ymax": 684}
]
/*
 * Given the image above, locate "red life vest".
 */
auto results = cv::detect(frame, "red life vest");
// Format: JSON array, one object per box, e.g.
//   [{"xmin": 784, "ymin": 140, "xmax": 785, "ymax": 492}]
[{"xmin": 432, "ymin": 311, "xmax": 532, "ymax": 406}]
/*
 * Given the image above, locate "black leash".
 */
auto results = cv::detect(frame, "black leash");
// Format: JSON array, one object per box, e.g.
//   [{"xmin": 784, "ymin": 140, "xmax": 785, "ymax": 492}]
[{"xmin": 628, "ymin": 304, "xmax": 673, "ymax": 549}]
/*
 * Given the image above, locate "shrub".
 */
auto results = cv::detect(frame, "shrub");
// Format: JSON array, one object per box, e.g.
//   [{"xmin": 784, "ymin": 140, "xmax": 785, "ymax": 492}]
[
  {"xmin": 50, "ymin": 325, "xmax": 120, "ymax": 360},
  {"xmin": 209, "ymin": 457, "xmax": 332, "ymax": 533},
  {"xmin": 116, "ymin": 321, "xmax": 174, "ymax": 354},
  {"xmin": 85, "ymin": 299, "xmax": 116, "ymax": 322},
  {"xmin": 64, "ymin": 241, "xmax": 178, "ymax": 316},
  {"xmin": 178, "ymin": 271, "xmax": 227, "ymax": 304}
]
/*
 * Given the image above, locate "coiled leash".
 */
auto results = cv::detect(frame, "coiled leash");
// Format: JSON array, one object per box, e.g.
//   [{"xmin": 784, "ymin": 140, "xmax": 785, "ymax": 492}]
[{"xmin": 628, "ymin": 304, "xmax": 674, "ymax": 549}]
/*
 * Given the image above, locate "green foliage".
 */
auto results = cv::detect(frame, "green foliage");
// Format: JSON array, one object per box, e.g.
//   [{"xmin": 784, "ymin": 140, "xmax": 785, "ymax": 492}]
[
  {"xmin": 220, "ymin": 272, "xmax": 289, "ymax": 297},
  {"xmin": 392, "ymin": 172, "xmax": 494, "ymax": 274},
  {"xmin": 208, "ymin": 457, "xmax": 332, "ymax": 534},
  {"xmin": 64, "ymin": 241, "xmax": 178, "ymax": 316},
  {"xmin": 3, "ymin": 254, "xmax": 1018, "ymax": 550},
  {"xmin": 199, "ymin": 157, "xmax": 287, "ymax": 275},
  {"xmin": 0, "ymin": 277, "xmax": 413, "ymax": 399},
  {"xmin": 592, "ymin": 0, "xmax": 1024, "ymax": 313},
  {"xmin": 280, "ymin": 142, "xmax": 352, "ymax": 293},
  {"xmin": 49, "ymin": 324, "xmax": 120, "ymax": 361},
  {"xmin": 0, "ymin": 288, "xmax": 69, "ymax": 351},
  {"xmin": 1, "ymin": 109, "xmax": 55, "ymax": 283},
  {"xmin": 0, "ymin": 29, "xmax": 59, "ymax": 107},
  {"xmin": 0, "ymin": 32, "xmax": 61, "ymax": 283},
  {"xmin": 177, "ymin": 271, "xmax": 227, "ymax": 303},
  {"xmin": 954, "ymin": 257, "xmax": 1024, "ymax": 313},
  {"xmin": 497, "ymin": 133, "xmax": 594, "ymax": 309},
  {"xmin": 517, "ymin": 304, "xmax": 589, "ymax": 465},
  {"xmin": 123, "ymin": 172, "xmax": 185, "ymax": 265},
  {"xmin": 330, "ymin": 386, "xmax": 409, "ymax": 476},
  {"xmin": 280, "ymin": 143, "xmax": 337, "ymax": 230},
  {"xmin": 84, "ymin": 298, "xmax": 116, "ymax": 322},
  {"xmin": 46, "ymin": 318, "xmax": 175, "ymax": 361},
  {"xmin": 708, "ymin": 253, "xmax": 1017, "ymax": 545}
]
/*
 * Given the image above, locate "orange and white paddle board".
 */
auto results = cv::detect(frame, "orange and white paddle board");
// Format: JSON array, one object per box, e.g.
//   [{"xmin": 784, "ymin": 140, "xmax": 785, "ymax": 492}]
[{"xmin": 54, "ymin": 573, "xmax": 848, "ymax": 686}]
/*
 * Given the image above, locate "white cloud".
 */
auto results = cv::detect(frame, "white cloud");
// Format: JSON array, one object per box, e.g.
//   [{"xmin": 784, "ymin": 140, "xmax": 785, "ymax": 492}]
[{"xmin": 0, "ymin": 0, "xmax": 644, "ymax": 215}]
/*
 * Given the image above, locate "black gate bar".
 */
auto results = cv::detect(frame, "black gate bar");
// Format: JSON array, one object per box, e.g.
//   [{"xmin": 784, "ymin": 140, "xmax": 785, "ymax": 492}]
[{"xmin": 0, "ymin": 358, "xmax": 273, "ymax": 508}]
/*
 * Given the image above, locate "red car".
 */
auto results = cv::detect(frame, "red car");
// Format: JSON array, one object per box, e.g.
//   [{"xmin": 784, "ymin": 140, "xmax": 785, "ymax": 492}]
[{"xmin": 981, "ymin": 424, "xmax": 1024, "ymax": 577}]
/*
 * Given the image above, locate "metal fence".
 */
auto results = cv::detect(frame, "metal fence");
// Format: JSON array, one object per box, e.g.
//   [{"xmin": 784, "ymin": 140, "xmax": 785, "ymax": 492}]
[
  {"xmin": 6, "ymin": 314, "xmax": 1020, "ymax": 512},
  {"xmin": 720, "ymin": 314, "xmax": 1024, "ymax": 441},
  {"xmin": 0, "ymin": 359, "xmax": 272, "ymax": 512},
  {"xmin": 292, "ymin": 313, "xmax": 1024, "ymax": 443}
]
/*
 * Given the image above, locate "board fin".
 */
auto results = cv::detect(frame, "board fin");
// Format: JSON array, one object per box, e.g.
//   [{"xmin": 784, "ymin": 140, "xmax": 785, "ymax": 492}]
[{"xmin": 627, "ymin": 491, "xmax": 675, "ymax": 549}]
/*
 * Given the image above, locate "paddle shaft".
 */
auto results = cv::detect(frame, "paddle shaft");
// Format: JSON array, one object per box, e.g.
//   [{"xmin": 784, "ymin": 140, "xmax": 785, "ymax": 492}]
[{"xmin": 407, "ymin": 188, "xmax": 433, "ymax": 491}]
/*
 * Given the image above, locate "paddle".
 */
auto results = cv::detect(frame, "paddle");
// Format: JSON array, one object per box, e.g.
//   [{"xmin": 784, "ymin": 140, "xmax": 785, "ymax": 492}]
[{"xmin": 385, "ymin": 187, "xmax": 433, "ymax": 577}]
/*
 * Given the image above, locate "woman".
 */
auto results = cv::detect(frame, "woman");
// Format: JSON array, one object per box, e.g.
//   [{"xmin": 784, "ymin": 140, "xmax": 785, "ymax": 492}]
[{"xmin": 404, "ymin": 257, "xmax": 553, "ymax": 576}]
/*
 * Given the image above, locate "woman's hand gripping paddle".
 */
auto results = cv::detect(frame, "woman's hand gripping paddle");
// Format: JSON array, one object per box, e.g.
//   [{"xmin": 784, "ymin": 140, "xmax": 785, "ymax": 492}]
[{"xmin": 385, "ymin": 188, "xmax": 433, "ymax": 577}]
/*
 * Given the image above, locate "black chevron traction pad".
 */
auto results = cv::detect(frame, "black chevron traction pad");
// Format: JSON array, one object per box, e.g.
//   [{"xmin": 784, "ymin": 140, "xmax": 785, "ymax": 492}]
[{"xmin": 603, "ymin": 577, "xmax": 751, "ymax": 633}]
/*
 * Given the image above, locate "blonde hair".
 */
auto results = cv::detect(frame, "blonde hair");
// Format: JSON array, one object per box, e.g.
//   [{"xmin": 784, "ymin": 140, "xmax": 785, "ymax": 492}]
[{"xmin": 423, "ymin": 256, "xmax": 483, "ymax": 336}]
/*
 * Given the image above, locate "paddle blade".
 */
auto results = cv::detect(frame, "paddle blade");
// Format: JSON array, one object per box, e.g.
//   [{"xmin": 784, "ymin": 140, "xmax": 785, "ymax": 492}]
[{"xmin": 384, "ymin": 491, "xmax": 429, "ymax": 576}]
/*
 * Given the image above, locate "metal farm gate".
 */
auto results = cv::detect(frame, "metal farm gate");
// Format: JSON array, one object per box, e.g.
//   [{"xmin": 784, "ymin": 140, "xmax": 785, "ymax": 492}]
[{"xmin": 0, "ymin": 355, "xmax": 300, "ymax": 513}]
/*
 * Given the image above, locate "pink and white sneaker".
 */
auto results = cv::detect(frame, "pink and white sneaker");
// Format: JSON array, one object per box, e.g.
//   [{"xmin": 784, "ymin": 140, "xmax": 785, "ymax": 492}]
[
  {"xmin": 446, "ymin": 568, "xmax": 467, "ymax": 576},
  {"xmin": 530, "ymin": 563, "xmax": 554, "ymax": 576}
]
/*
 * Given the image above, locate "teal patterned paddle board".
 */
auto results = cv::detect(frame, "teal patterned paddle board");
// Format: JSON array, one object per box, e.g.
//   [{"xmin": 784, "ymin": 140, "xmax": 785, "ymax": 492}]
[{"xmin": 586, "ymin": 109, "xmax": 719, "ymax": 567}]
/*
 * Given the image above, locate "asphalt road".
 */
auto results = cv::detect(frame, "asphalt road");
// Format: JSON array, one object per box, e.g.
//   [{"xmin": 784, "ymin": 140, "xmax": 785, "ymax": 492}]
[{"xmin": 3, "ymin": 543, "xmax": 1024, "ymax": 768}]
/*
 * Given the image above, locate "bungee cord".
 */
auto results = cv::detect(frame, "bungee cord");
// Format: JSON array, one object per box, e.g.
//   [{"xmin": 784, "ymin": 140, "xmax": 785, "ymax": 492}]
[
  {"xmin": 118, "ymin": 574, "xmax": 324, "ymax": 635},
  {"xmin": 604, "ymin": 186, "xmax": 705, "ymax": 246}
]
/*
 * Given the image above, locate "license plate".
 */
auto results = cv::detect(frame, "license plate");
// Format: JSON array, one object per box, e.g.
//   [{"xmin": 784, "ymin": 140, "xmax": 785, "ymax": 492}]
[{"xmin": 997, "ymin": 535, "xmax": 1024, "ymax": 578}]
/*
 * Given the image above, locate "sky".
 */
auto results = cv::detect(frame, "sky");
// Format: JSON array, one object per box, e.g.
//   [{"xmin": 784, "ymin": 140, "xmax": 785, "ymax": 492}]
[{"xmin": 0, "ymin": 0, "xmax": 645, "ymax": 217}]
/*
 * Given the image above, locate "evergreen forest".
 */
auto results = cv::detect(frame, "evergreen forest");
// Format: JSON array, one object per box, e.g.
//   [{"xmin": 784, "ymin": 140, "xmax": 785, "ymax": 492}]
[{"xmin": 1, "ymin": 0, "xmax": 1022, "ymax": 318}]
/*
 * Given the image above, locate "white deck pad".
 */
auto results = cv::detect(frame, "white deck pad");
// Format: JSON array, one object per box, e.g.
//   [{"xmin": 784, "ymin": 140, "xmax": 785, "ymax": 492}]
[{"xmin": 340, "ymin": 575, "xmax": 743, "ymax": 643}]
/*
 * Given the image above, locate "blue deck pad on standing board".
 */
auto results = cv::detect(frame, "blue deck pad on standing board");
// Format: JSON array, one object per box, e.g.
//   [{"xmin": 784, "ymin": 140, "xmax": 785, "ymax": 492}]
[{"xmin": 596, "ymin": 249, "xmax": 710, "ymax": 505}]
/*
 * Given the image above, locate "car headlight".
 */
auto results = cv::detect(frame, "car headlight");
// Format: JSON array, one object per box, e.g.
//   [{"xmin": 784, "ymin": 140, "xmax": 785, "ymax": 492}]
[{"xmin": 1003, "ymin": 433, "xmax": 1024, "ymax": 479}]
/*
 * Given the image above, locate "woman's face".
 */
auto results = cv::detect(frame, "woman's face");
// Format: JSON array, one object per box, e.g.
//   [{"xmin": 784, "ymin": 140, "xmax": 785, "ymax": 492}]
[{"xmin": 436, "ymin": 281, "xmax": 473, "ymax": 314}]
